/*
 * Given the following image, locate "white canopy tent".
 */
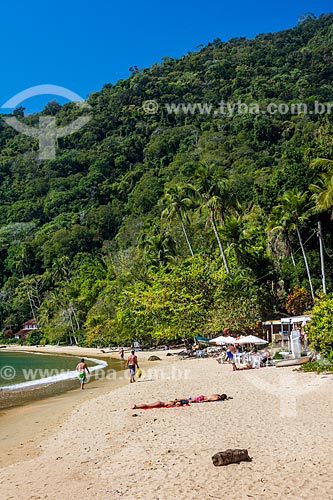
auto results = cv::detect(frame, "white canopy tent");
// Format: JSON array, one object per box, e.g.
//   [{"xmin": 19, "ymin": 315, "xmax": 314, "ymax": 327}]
[
  {"xmin": 209, "ymin": 335, "xmax": 236, "ymax": 345},
  {"xmin": 236, "ymin": 335, "xmax": 268, "ymax": 345}
]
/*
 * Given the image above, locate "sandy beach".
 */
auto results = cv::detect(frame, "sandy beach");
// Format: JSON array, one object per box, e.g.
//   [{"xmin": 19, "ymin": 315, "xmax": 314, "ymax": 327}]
[{"xmin": 0, "ymin": 346, "xmax": 332, "ymax": 500}]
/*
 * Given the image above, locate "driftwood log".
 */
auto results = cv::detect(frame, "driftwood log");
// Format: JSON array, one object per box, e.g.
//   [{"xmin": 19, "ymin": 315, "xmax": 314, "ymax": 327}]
[{"xmin": 212, "ymin": 449, "xmax": 249, "ymax": 466}]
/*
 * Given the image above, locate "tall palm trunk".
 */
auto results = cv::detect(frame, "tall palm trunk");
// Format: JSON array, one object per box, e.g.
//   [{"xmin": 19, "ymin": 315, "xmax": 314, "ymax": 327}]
[
  {"xmin": 286, "ymin": 237, "xmax": 296, "ymax": 268},
  {"xmin": 211, "ymin": 210, "xmax": 230, "ymax": 274},
  {"xmin": 64, "ymin": 281, "xmax": 79, "ymax": 345},
  {"xmin": 286, "ymin": 236, "xmax": 299, "ymax": 284},
  {"xmin": 178, "ymin": 209, "xmax": 194, "ymax": 257},
  {"xmin": 317, "ymin": 221, "xmax": 327, "ymax": 295},
  {"xmin": 296, "ymin": 224, "xmax": 314, "ymax": 299}
]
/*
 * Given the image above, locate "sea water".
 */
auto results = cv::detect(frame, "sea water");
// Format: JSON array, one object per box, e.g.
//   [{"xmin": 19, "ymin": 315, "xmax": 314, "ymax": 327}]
[
  {"xmin": 0, "ymin": 351, "xmax": 116, "ymax": 409},
  {"xmin": 0, "ymin": 351, "xmax": 107, "ymax": 389}
]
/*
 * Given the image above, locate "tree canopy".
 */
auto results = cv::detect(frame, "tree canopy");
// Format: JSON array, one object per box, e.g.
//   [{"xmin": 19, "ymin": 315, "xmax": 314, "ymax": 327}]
[{"xmin": 1, "ymin": 14, "xmax": 333, "ymax": 348}]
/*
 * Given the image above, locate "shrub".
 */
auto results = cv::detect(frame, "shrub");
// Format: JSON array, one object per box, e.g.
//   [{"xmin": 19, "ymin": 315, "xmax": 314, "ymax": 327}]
[
  {"xmin": 307, "ymin": 295, "xmax": 333, "ymax": 358},
  {"xmin": 300, "ymin": 360, "xmax": 333, "ymax": 372},
  {"xmin": 25, "ymin": 330, "xmax": 43, "ymax": 346},
  {"xmin": 286, "ymin": 285, "xmax": 313, "ymax": 315}
]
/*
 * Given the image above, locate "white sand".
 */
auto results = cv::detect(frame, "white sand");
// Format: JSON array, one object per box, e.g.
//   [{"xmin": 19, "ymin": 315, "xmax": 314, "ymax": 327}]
[{"xmin": 0, "ymin": 348, "xmax": 332, "ymax": 500}]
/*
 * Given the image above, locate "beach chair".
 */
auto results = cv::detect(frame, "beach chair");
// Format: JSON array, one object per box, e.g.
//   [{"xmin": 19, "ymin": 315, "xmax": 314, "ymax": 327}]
[
  {"xmin": 233, "ymin": 352, "xmax": 245, "ymax": 367},
  {"xmin": 251, "ymin": 355, "xmax": 261, "ymax": 369}
]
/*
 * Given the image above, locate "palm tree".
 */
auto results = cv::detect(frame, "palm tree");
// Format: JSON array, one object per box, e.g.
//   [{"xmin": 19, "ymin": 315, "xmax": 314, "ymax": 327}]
[
  {"xmin": 310, "ymin": 158, "xmax": 333, "ymax": 172},
  {"xmin": 309, "ymin": 171, "xmax": 333, "ymax": 296},
  {"xmin": 38, "ymin": 289, "xmax": 78, "ymax": 345},
  {"xmin": 160, "ymin": 184, "xmax": 194, "ymax": 257},
  {"xmin": 190, "ymin": 164, "xmax": 231, "ymax": 274},
  {"xmin": 49, "ymin": 257, "xmax": 80, "ymax": 344},
  {"xmin": 138, "ymin": 227, "xmax": 176, "ymax": 267},
  {"xmin": 268, "ymin": 204, "xmax": 297, "ymax": 269},
  {"xmin": 274, "ymin": 188, "xmax": 314, "ymax": 299},
  {"xmin": 310, "ymin": 172, "xmax": 333, "ymax": 217},
  {"xmin": 219, "ymin": 215, "xmax": 247, "ymax": 267}
]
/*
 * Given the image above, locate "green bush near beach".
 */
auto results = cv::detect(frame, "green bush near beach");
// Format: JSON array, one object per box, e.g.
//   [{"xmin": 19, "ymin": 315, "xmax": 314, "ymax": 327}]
[
  {"xmin": 300, "ymin": 360, "xmax": 333, "ymax": 373},
  {"xmin": 307, "ymin": 295, "xmax": 333, "ymax": 359}
]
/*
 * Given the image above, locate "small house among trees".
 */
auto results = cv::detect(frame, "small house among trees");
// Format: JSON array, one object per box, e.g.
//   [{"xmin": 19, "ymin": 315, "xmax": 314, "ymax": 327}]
[{"xmin": 15, "ymin": 319, "xmax": 38, "ymax": 340}]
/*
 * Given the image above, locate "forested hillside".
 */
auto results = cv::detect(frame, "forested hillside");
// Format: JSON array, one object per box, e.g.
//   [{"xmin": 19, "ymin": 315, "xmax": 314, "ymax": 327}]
[{"xmin": 1, "ymin": 13, "xmax": 333, "ymax": 346}]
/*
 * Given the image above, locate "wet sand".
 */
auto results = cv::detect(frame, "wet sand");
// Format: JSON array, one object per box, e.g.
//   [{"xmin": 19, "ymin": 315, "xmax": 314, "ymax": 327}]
[{"xmin": 0, "ymin": 346, "xmax": 128, "ymax": 468}]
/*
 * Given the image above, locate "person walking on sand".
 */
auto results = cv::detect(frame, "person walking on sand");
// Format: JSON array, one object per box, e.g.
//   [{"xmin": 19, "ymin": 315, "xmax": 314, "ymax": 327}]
[
  {"xmin": 126, "ymin": 350, "xmax": 139, "ymax": 383},
  {"xmin": 120, "ymin": 347, "xmax": 124, "ymax": 360},
  {"xmin": 76, "ymin": 358, "xmax": 90, "ymax": 390}
]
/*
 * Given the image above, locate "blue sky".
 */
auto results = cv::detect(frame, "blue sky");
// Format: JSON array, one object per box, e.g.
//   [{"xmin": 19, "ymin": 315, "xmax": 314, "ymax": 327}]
[{"xmin": 1, "ymin": 0, "xmax": 332, "ymax": 112}]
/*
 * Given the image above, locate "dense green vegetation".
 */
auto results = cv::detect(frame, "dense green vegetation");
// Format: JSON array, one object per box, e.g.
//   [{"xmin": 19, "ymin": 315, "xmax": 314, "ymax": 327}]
[
  {"xmin": 1, "ymin": 13, "xmax": 333, "ymax": 351},
  {"xmin": 307, "ymin": 294, "xmax": 333, "ymax": 359}
]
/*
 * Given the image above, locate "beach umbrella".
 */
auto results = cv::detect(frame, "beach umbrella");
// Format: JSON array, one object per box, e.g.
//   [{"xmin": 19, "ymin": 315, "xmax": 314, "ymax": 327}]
[
  {"xmin": 223, "ymin": 336, "xmax": 237, "ymax": 344},
  {"xmin": 209, "ymin": 335, "xmax": 236, "ymax": 345},
  {"xmin": 236, "ymin": 335, "xmax": 268, "ymax": 345},
  {"xmin": 209, "ymin": 336, "xmax": 224, "ymax": 344}
]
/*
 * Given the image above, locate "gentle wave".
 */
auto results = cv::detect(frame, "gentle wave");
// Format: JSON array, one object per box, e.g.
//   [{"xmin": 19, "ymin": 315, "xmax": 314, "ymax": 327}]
[{"xmin": 1, "ymin": 357, "xmax": 107, "ymax": 390}]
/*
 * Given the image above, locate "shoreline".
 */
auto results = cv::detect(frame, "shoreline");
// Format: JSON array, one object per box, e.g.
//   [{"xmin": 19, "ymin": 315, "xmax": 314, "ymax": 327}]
[
  {"xmin": 0, "ymin": 355, "xmax": 108, "ymax": 392},
  {"xmin": 1, "ymin": 349, "xmax": 332, "ymax": 499},
  {"xmin": 0, "ymin": 346, "xmax": 157, "ymax": 468},
  {"xmin": 0, "ymin": 344, "xmax": 174, "ymax": 410},
  {"xmin": 1, "ymin": 344, "xmax": 126, "ymax": 359},
  {"xmin": 0, "ymin": 362, "xmax": 129, "ymax": 468},
  {"xmin": 0, "ymin": 347, "xmax": 120, "ymax": 410}
]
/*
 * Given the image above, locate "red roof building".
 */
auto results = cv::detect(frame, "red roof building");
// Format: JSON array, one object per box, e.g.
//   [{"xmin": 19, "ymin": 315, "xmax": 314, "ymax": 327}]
[{"xmin": 15, "ymin": 319, "xmax": 38, "ymax": 339}]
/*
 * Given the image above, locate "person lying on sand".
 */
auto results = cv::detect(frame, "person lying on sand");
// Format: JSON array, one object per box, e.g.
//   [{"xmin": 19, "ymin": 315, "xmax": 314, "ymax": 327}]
[
  {"xmin": 132, "ymin": 394, "xmax": 232, "ymax": 409},
  {"xmin": 132, "ymin": 399, "xmax": 189, "ymax": 409},
  {"xmin": 189, "ymin": 393, "xmax": 232, "ymax": 402},
  {"xmin": 232, "ymin": 362, "xmax": 253, "ymax": 371}
]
